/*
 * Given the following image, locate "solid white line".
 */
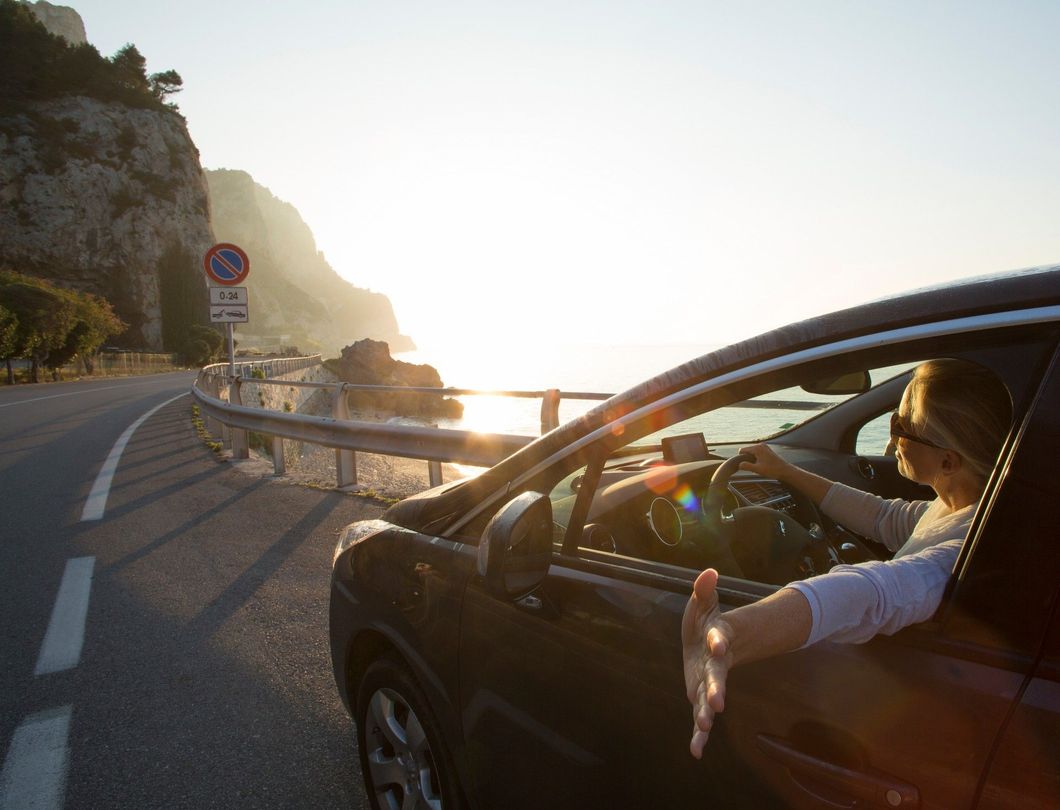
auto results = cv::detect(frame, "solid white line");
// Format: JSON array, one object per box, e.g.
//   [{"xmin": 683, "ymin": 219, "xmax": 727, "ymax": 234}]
[
  {"xmin": 80, "ymin": 392, "xmax": 189, "ymax": 521},
  {"xmin": 33, "ymin": 557, "xmax": 95, "ymax": 676},
  {"xmin": 0, "ymin": 379, "xmax": 177, "ymax": 409},
  {"xmin": 0, "ymin": 706, "xmax": 72, "ymax": 810}
]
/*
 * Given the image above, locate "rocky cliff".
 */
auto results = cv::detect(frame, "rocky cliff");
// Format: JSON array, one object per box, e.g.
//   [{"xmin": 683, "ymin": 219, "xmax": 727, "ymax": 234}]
[
  {"xmin": 0, "ymin": 95, "xmax": 212, "ymax": 347},
  {"xmin": 1, "ymin": 1, "xmax": 413, "ymax": 353},
  {"xmin": 206, "ymin": 169, "xmax": 414, "ymax": 354},
  {"xmin": 25, "ymin": 1, "xmax": 85, "ymax": 45}
]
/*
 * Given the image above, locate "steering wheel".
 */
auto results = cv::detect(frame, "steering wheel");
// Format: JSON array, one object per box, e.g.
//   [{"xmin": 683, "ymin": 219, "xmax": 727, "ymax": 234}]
[{"xmin": 702, "ymin": 453, "xmax": 818, "ymax": 585}]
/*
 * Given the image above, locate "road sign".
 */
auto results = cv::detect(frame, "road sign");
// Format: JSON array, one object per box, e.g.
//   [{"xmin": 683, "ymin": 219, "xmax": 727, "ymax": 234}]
[
  {"xmin": 203, "ymin": 243, "xmax": 250, "ymax": 286},
  {"xmin": 209, "ymin": 286, "xmax": 248, "ymax": 306},
  {"xmin": 209, "ymin": 305, "xmax": 248, "ymax": 323}
]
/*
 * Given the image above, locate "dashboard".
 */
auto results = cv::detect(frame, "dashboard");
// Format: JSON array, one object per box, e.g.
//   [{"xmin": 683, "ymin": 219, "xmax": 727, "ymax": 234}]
[{"xmin": 551, "ymin": 440, "xmax": 876, "ymax": 584}]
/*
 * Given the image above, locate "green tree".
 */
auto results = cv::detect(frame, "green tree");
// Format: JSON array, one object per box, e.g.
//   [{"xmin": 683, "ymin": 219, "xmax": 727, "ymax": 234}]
[
  {"xmin": 0, "ymin": 270, "xmax": 77, "ymax": 382},
  {"xmin": 110, "ymin": 43, "xmax": 149, "ymax": 96},
  {"xmin": 0, "ymin": 270, "xmax": 125, "ymax": 382},
  {"xmin": 43, "ymin": 289, "xmax": 126, "ymax": 378},
  {"xmin": 0, "ymin": 1, "xmax": 185, "ymax": 112},
  {"xmin": 159, "ymin": 242, "xmax": 205, "ymax": 351},
  {"xmin": 180, "ymin": 323, "xmax": 225, "ymax": 366},
  {"xmin": 72, "ymin": 292, "xmax": 126, "ymax": 372},
  {"xmin": 149, "ymin": 69, "xmax": 183, "ymax": 103},
  {"xmin": 0, "ymin": 303, "xmax": 19, "ymax": 385}
]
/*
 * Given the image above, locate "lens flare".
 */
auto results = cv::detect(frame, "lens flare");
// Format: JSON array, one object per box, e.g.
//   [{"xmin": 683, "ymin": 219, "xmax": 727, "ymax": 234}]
[
  {"xmin": 674, "ymin": 483, "xmax": 699, "ymax": 512},
  {"xmin": 645, "ymin": 466, "xmax": 678, "ymax": 495}
]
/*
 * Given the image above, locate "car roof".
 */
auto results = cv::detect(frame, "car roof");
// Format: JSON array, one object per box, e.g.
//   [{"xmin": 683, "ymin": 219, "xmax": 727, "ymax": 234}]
[
  {"xmin": 608, "ymin": 264, "xmax": 1059, "ymax": 416},
  {"xmin": 386, "ymin": 264, "xmax": 1060, "ymax": 530}
]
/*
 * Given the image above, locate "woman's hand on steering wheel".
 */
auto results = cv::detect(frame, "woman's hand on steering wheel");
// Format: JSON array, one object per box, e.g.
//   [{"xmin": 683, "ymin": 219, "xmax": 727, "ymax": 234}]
[{"xmin": 737, "ymin": 443, "xmax": 793, "ymax": 480}]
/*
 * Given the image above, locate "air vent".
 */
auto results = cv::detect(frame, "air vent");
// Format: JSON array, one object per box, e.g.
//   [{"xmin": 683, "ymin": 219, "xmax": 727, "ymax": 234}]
[
  {"xmin": 852, "ymin": 457, "xmax": 876, "ymax": 480},
  {"xmin": 731, "ymin": 480, "xmax": 796, "ymax": 513}
]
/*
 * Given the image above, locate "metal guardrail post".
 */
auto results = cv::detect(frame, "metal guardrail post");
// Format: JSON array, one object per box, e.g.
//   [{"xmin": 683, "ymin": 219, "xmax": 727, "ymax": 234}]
[
  {"xmin": 230, "ymin": 377, "xmax": 249, "ymax": 460},
  {"xmin": 219, "ymin": 375, "xmax": 232, "ymax": 448},
  {"xmin": 428, "ymin": 460, "xmax": 443, "ymax": 488},
  {"xmin": 206, "ymin": 374, "xmax": 224, "ymax": 436},
  {"xmin": 332, "ymin": 384, "xmax": 358, "ymax": 488},
  {"xmin": 271, "ymin": 436, "xmax": 286, "ymax": 476},
  {"xmin": 541, "ymin": 388, "xmax": 561, "ymax": 434}
]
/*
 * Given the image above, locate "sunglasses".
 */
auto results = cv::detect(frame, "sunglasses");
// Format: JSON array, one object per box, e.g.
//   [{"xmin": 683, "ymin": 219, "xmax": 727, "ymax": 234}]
[{"xmin": 889, "ymin": 411, "xmax": 941, "ymax": 449}]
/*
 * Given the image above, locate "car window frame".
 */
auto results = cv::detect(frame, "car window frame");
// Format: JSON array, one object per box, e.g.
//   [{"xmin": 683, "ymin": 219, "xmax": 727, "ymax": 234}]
[{"xmin": 446, "ymin": 306, "xmax": 1060, "ymax": 542}]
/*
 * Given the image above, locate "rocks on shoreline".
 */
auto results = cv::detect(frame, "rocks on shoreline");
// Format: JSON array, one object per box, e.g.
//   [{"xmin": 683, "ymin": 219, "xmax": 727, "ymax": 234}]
[{"xmin": 325, "ymin": 339, "xmax": 463, "ymax": 419}]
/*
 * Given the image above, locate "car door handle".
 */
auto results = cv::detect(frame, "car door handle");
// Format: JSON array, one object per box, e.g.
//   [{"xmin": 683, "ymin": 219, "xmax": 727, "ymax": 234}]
[{"xmin": 756, "ymin": 733, "xmax": 920, "ymax": 809}]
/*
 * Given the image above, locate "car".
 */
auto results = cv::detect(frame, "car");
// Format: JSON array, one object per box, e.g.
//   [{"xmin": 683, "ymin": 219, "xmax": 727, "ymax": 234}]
[{"xmin": 329, "ymin": 266, "xmax": 1060, "ymax": 809}]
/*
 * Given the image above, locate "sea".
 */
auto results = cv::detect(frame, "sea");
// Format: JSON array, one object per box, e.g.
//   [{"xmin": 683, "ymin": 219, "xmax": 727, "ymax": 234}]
[
  {"xmin": 394, "ymin": 342, "xmax": 718, "ymax": 434},
  {"xmin": 393, "ymin": 341, "xmax": 895, "ymax": 455}
]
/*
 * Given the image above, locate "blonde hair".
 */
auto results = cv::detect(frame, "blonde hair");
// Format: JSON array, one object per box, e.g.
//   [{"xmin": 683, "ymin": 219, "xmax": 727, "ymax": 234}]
[{"xmin": 902, "ymin": 359, "xmax": 1012, "ymax": 482}]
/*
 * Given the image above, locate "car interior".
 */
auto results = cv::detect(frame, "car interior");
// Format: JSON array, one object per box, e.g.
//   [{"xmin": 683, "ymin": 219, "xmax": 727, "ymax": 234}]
[{"xmin": 542, "ymin": 325, "xmax": 1056, "ymax": 589}]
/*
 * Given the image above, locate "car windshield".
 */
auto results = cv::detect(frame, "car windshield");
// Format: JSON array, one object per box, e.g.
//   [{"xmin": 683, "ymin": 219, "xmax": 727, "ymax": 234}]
[{"xmin": 630, "ymin": 362, "xmax": 918, "ymax": 448}]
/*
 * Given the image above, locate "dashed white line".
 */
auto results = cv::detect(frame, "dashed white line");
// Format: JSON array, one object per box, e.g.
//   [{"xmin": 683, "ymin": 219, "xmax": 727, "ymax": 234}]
[
  {"xmin": 33, "ymin": 557, "xmax": 95, "ymax": 677},
  {"xmin": 0, "ymin": 706, "xmax": 72, "ymax": 810},
  {"xmin": 80, "ymin": 391, "xmax": 189, "ymax": 521}
]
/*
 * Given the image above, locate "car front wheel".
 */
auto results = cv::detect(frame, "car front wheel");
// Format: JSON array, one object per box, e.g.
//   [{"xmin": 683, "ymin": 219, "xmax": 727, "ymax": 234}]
[{"xmin": 356, "ymin": 654, "xmax": 463, "ymax": 810}]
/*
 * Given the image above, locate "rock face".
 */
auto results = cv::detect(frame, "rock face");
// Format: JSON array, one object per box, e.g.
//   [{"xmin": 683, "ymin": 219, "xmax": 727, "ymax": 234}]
[
  {"xmin": 0, "ymin": 97, "xmax": 213, "ymax": 347},
  {"xmin": 206, "ymin": 169, "xmax": 414, "ymax": 355},
  {"xmin": 1, "ymin": 3, "xmax": 413, "ymax": 353},
  {"xmin": 24, "ymin": 1, "xmax": 86, "ymax": 45},
  {"xmin": 329, "ymin": 339, "xmax": 462, "ymax": 418}
]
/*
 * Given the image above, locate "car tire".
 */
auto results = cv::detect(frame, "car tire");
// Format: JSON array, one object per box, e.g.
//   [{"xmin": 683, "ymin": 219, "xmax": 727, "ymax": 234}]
[{"xmin": 355, "ymin": 654, "xmax": 464, "ymax": 810}]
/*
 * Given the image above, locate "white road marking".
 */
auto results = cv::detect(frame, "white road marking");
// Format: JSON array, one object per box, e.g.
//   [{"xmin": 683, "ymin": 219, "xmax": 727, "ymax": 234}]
[
  {"xmin": 80, "ymin": 392, "xmax": 189, "ymax": 521},
  {"xmin": 0, "ymin": 706, "xmax": 72, "ymax": 810},
  {"xmin": 33, "ymin": 557, "xmax": 95, "ymax": 676},
  {"xmin": 0, "ymin": 379, "xmax": 174, "ymax": 409}
]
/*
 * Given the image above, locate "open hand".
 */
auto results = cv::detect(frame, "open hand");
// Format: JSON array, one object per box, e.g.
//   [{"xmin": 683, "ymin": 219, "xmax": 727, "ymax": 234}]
[{"xmin": 681, "ymin": 568, "xmax": 735, "ymax": 759}]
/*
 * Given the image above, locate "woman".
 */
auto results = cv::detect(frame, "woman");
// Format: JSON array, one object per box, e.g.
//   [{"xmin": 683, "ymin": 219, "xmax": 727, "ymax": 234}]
[{"xmin": 682, "ymin": 358, "xmax": 1012, "ymax": 759}]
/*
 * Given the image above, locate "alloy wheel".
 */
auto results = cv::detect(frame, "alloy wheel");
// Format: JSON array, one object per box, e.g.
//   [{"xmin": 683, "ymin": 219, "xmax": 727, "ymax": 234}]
[{"xmin": 365, "ymin": 687, "xmax": 443, "ymax": 810}]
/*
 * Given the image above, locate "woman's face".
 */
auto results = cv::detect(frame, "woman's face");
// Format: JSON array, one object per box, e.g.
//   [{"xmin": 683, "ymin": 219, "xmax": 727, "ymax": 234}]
[{"xmin": 894, "ymin": 387, "xmax": 945, "ymax": 489}]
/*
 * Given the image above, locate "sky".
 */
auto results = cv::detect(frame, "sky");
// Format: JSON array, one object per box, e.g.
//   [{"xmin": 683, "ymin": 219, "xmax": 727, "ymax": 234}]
[{"xmin": 67, "ymin": 0, "xmax": 1060, "ymax": 353}]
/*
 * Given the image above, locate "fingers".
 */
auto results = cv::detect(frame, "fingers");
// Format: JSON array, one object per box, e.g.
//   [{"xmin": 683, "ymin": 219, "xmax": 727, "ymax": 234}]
[
  {"xmin": 688, "ymin": 619, "xmax": 733, "ymax": 757},
  {"xmin": 738, "ymin": 442, "xmax": 767, "ymax": 471},
  {"xmin": 692, "ymin": 567, "xmax": 719, "ymax": 606},
  {"xmin": 690, "ymin": 682, "xmax": 715, "ymax": 759},
  {"xmin": 703, "ymin": 650, "xmax": 728, "ymax": 714}
]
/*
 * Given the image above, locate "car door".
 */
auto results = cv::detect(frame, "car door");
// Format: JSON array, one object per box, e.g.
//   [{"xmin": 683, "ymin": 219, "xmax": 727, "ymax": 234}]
[{"xmin": 457, "ymin": 331, "xmax": 1059, "ymax": 809}]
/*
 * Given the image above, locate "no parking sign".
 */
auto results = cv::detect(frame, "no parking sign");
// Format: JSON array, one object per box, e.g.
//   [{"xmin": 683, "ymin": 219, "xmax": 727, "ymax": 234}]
[{"xmin": 203, "ymin": 243, "xmax": 251, "ymax": 286}]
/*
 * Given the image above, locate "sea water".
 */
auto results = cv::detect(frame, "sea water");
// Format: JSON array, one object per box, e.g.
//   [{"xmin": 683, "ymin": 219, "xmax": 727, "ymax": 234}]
[{"xmin": 393, "ymin": 341, "xmax": 896, "ymax": 455}]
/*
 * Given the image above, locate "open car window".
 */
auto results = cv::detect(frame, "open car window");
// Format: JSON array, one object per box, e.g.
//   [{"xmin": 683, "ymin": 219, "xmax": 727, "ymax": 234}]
[{"xmin": 545, "ymin": 352, "xmax": 1015, "ymax": 587}]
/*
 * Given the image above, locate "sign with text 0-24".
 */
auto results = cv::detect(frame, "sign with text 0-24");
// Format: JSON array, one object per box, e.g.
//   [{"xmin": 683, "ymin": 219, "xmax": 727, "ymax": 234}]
[
  {"xmin": 209, "ymin": 287, "xmax": 248, "ymax": 306},
  {"xmin": 203, "ymin": 243, "xmax": 250, "ymax": 286}
]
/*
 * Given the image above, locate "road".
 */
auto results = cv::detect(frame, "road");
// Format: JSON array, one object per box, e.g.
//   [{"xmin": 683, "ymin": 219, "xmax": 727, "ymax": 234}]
[{"xmin": 0, "ymin": 373, "xmax": 382, "ymax": 808}]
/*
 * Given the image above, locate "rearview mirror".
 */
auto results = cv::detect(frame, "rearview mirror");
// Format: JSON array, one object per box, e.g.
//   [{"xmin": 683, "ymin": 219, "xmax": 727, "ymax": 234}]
[
  {"xmin": 478, "ymin": 491, "xmax": 552, "ymax": 600},
  {"xmin": 801, "ymin": 371, "xmax": 871, "ymax": 396}
]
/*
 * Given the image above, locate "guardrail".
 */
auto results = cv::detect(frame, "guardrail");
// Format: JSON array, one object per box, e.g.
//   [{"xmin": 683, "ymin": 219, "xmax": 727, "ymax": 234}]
[
  {"xmin": 191, "ymin": 358, "xmax": 602, "ymax": 489},
  {"xmin": 192, "ymin": 356, "xmax": 834, "ymax": 492}
]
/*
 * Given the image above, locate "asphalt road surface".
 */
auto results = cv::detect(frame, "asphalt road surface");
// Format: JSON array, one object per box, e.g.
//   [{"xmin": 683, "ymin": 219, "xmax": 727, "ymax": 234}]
[{"xmin": 0, "ymin": 373, "xmax": 383, "ymax": 808}]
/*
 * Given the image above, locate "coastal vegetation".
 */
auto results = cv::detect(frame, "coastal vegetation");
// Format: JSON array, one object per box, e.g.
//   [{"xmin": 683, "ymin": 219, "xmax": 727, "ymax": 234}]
[
  {"xmin": 0, "ymin": 0, "xmax": 183, "ymax": 116},
  {"xmin": 0, "ymin": 267, "xmax": 126, "ymax": 383}
]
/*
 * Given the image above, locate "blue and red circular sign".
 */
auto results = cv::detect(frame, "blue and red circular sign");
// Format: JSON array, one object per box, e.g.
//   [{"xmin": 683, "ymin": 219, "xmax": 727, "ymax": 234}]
[{"xmin": 203, "ymin": 243, "xmax": 251, "ymax": 286}]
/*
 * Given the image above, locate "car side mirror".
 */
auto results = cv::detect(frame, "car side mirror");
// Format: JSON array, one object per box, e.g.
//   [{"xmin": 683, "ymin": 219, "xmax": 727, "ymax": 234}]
[
  {"xmin": 801, "ymin": 371, "xmax": 871, "ymax": 396},
  {"xmin": 478, "ymin": 491, "xmax": 553, "ymax": 601}
]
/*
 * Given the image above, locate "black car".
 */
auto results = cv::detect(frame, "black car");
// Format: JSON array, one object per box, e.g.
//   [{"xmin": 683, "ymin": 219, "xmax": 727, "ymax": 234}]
[{"xmin": 330, "ymin": 266, "xmax": 1060, "ymax": 809}]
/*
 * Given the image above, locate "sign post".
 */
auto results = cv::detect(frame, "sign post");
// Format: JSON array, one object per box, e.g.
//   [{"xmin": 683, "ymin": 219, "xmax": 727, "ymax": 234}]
[{"xmin": 203, "ymin": 243, "xmax": 251, "ymax": 459}]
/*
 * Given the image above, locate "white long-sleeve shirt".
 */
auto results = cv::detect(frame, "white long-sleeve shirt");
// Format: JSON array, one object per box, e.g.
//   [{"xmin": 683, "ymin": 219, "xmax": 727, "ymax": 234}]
[{"xmin": 784, "ymin": 483, "xmax": 976, "ymax": 646}]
